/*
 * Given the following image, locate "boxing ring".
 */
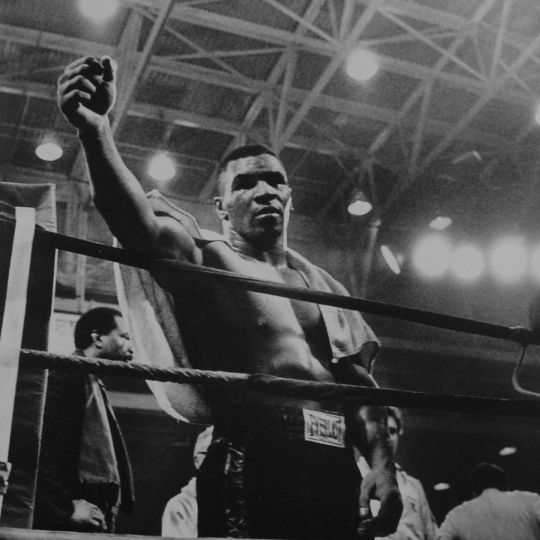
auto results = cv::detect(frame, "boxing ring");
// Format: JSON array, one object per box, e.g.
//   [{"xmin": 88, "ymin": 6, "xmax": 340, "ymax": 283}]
[{"xmin": 2, "ymin": 192, "xmax": 540, "ymax": 538}]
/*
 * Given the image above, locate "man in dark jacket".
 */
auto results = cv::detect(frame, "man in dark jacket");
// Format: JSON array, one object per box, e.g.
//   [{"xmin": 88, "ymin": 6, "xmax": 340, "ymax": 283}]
[{"xmin": 34, "ymin": 307, "xmax": 134, "ymax": 532}]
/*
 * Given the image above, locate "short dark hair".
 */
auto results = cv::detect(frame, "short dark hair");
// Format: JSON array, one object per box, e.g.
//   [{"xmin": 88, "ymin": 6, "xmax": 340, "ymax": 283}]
[
  {"xmin": 217, "ymin": 144, "xmax": 277, "ymax": 177},
  {"xmin": 386, "ymin": 406, "xmax": 403, "ymax": 433},
  {"xmin": 470, "ymin": 463, "xmax": 508, "ymax": 494},
  {"xmin": 74, "ymin": 307, "xmax": 122, "ymax": 350}
]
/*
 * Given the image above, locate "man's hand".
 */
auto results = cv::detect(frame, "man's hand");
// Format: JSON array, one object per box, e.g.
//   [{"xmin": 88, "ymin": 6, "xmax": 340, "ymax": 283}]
[
  {"xmin": 357, "ymin": 468, "xmax": 402, "ymax": 537},
  {"xmin": 57, "ymin": 56, "xmax": 117, "ymax": 132},
  {"xmin": 70, "ymin": 498, "xmax": 106, "ymax": 531}
]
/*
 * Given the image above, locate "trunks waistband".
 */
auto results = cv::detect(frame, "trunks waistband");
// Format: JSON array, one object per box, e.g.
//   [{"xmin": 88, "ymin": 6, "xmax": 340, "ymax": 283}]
[{"xmin": 213, "ymin": 404, "xmax": 349, "ymax": 449}]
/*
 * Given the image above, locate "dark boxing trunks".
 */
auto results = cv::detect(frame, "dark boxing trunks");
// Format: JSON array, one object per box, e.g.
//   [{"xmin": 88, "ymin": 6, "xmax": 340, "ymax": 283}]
[{"xmin": 197, "ymin": 404, "xmax": 367, "ymax": 540}]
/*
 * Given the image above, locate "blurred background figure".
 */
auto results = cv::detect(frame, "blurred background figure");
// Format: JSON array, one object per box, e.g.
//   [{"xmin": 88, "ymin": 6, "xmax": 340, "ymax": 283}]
[
  {"xmin": 438, "ymin": 462, "xmax": 540, "ymax": 540},
  {"xmin": 162, "ymin": 426, "xmax": 213, "ymax": 538},
  {"xmin": 358, "ymin": 407, "xmax": 437, "ymax": 540}
]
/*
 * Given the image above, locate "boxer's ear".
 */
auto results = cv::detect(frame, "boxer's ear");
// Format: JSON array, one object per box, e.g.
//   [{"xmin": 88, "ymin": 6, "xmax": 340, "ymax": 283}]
[{"xmin": 214, "ymin": 197, "xmax": 229, "ymax": 221}]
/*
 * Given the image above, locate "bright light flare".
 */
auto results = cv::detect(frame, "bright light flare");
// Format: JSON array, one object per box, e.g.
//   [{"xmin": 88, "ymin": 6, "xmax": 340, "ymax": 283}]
[
  {"xmin": 450, "ymin": 244, "xmax": 485, "ymax": 281},
  {"xmin": 347, "ymin": 199, "xmax": 372, "ymax": 216},
  {"xmin": 433, "ymin": 482, "xmax": 450, "ymax": 491},
  {"xmin": 489, "ymin": 237, "xmax": 527, "ymax": 282},
  {"xmin": 345, "ymin": 48, "xmax": 379, "ymax": 82},
  {"xmin": 148, "ymin": 152, "xmax": 176, "ymax": 182},
  {"xmin": 499, "ymin": 446, "xmax": 517, "ymax": 456},
  {"xmin": 380, "ymin": 245, "xmax": 401, "ymax": 275},
  {"xmin": 412, "ymin": 234, "xmax": 451, "ymax": 278},
  {"xmin": 429, "ymin": 216, "xmax": 452, "ymax": 231},
  {"xmin": 35, "ymin": 141, "xmax": 63, "ymax": 162},
  {"xmin": 79, "ymin": 0, "xmax": 119, "ymax": 20}
]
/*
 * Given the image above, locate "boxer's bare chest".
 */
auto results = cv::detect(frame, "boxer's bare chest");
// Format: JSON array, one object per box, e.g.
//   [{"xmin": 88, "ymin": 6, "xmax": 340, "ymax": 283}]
[
  {"xmin": 207, "ymin": 243, "xmax": 326, "ymax": 332},
  {"xmin": 194, "ymin": 243, "xmax": 331, "ymax": 361},
  {"xmin": 166, "ymin": 240, "xmax": 373, "ymax": 413},
  {"xmin": 276, "ymin": 265, "xmax": 333, "ymax": 362}
]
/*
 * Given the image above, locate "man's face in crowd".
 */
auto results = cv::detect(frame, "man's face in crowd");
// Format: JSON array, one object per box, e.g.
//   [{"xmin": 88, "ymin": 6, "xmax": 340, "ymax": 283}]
[
  {"xmin": 388, "ymin": 415, "xmax": 400, "ymax": 455},
  {"xmin": 216, "ymin": 153, "xmax": 292, "ymax": 244},
  {"xmin": 97, "ymin": 315, "xmax": 133, "ymax": 362}
]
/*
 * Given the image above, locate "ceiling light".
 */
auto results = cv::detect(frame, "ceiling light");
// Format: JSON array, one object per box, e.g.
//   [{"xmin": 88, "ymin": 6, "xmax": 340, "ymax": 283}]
[
  {"xmin": 429, "ymin": 216, "xmax": 452, "ymax": 231},
  {"xmin": 450, "ymin": 244, "xmax": 485, "ymax": 281},
  {"xmin": 499, "ymin": 446, "xmax": 517, "ymax": 456},
  {"xmin": 79, "ymin": 0, "xmax": 119, "ymax": 20},
  {"xmin": 345, "ymin": 48, "xmax": 379, "ymax": 82},
  {"xmin": 179, "ymin": 120, "xmax": 200, "ymax": 129},
  {"xmin": 148, "ymin": 152, "xmax": 176, "ymax": 182},
  {"xmin": 489, "ymin": 236, "xmax": 527, "ymax": 283},
  {"xmin": 412, "ymin": 234, "xmax": 451, "ymax": 278},
  {"xmin": 452, "ymin": 150, "xmax": 482, "ymax": 164},
  {"xmin": 380, "ymin": 245, "xmax": 401, "ymax": 275},
  {"xmin": 35, "ymin": 141, "xmax": 63, "ymax": 162},
  {"xmin": 433, "ymin": 482, "xmax": 450, "ymax": 491},
  {"xmin": 347, "ymin": 190, "xmax": 372, "ymax": 216}
]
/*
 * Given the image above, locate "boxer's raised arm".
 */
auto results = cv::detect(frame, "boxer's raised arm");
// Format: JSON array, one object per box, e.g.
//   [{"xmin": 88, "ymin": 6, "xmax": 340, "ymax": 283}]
[
  {"xmin": 78, "ymin": 120, "xmax": 201, "ymax": 263},
  {"xmin": 57, "ymin": 56, "xmax": 201, "ymax": 263}
]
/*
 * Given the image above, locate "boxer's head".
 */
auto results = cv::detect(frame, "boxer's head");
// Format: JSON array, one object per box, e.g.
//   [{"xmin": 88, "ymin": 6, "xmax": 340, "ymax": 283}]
[{"xmin": 214, "ymin": 144, "xmax": 292, "ymax": 246}]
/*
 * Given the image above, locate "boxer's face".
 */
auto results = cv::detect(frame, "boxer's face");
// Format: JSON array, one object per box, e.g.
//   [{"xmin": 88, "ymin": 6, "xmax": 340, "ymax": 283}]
[{"xmin": 216, "ymin": 154, "xmax": 292, "ymax": 244}]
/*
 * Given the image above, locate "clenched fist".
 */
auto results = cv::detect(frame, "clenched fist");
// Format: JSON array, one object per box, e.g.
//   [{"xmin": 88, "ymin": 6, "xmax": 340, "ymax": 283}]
[{"xmin": 57, "ymin": 55, "xmax": 117, "ymax": 132}]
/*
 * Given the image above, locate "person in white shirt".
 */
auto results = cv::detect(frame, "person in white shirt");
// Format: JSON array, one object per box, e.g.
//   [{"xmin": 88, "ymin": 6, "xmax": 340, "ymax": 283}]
[
  {"xmin": 438, "ymin": 462, "xmax": 540, "ymax": 540},
  {"xmin": 161, "ymin": 427, "xmax": 213, "ymax": 538}
]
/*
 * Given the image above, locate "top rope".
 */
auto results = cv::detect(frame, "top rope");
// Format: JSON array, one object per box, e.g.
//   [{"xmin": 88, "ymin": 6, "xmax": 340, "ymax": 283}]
[{"xmin": 0, "ymin": 218, "xmax": 534, "ymax": 347}]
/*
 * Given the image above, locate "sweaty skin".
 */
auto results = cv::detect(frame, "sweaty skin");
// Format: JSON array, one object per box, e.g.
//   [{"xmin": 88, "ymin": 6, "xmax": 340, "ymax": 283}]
[{"xmin": 56, "ymin": 55, "xmax": 402, "ymax": 537}]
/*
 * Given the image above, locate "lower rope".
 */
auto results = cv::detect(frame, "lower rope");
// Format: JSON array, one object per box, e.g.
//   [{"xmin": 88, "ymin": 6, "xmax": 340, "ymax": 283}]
[{"xmin": 20, "ymin": 349, "xmax": 540, "ymax": 418}]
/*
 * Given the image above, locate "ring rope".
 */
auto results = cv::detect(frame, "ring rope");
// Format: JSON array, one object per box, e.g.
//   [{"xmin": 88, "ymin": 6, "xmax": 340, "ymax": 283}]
[
  {"xmin": 511, "ymin": 344, "xmax": 540, "ymax": 397},
  {"xmin": 0, "ymin": 218, "xmax": 535, "ymax": 347},
  {"xmin": 20, "ymin": 349, "xmax": 540, "ymax": 418}
]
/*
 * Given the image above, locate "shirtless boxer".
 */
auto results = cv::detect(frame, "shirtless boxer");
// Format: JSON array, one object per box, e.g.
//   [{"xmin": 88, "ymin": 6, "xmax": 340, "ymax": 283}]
[{"xmin": 57, "ymin": 55, "xmax": 401, "ymax": 540}]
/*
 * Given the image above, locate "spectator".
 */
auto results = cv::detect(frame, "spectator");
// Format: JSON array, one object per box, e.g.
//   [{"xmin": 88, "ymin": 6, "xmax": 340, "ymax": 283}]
[
  {"xmin": 358, "ymin": 408, "xmax": 437, "ymax": 540},
  {"xmin": 438, "ymin": 462, "xmax": 540, "ymax": 540},
  {"xmin": 34, "ymin": 307, "xmax": 134, "ymax": 533},
  {"xmin": 161, "ymin": 426, "xmax": 213, "ymax": 538}
]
